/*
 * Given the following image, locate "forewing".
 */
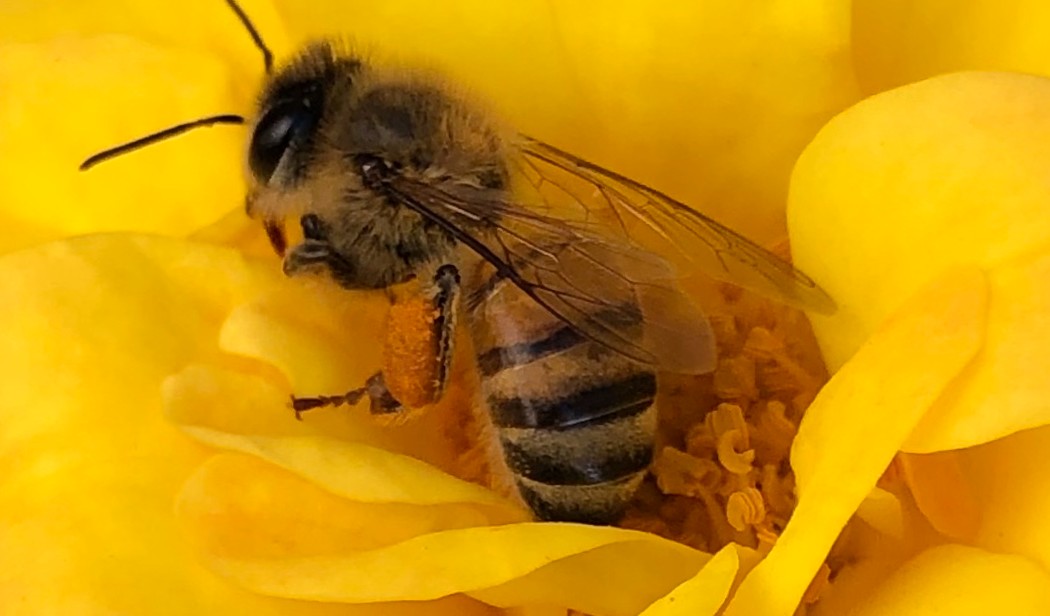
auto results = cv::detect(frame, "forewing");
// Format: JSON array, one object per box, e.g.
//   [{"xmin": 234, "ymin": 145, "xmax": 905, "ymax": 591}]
[
  {"xmin": 514, "ymin": 136, "xmax": 837, "ymax": 315},
  {"xmin": 383, "ymin": 178, "xmax": 717, "ymax": 375}
]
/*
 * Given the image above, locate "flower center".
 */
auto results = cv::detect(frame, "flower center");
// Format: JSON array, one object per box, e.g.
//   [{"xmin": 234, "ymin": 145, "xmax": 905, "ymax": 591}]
[
  {"xmin": 444, "ymin": 279, "xmax": 832, "ymax": 599},
  {"xmin": 607, "ymin": 282, "xmax": 827, "ymax": 562}
]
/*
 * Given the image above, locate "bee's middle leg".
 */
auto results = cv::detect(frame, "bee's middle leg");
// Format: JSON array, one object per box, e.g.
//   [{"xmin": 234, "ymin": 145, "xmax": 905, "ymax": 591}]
[{"xmin": 290, "ymin": 262, "xmax": 461, "ymax": 420}]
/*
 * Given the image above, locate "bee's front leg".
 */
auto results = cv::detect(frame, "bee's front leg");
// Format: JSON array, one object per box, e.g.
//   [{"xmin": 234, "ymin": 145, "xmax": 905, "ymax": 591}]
[
  {"xmin": 282, "ymin": 213, "xmax": 357, "ymax": 281},
  {"xmin": 289, "ymin": 255, "xmax": 461, "ymax": 421}
]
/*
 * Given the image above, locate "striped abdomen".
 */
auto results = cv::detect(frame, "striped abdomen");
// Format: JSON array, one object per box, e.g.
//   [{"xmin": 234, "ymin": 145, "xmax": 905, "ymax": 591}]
[{"xmin": 469, "ymin": 280, "xmax": 656, "ymax": 524}]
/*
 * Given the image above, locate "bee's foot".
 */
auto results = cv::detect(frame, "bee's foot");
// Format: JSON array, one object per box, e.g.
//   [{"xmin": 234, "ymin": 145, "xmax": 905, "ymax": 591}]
[
  {"xmin": 290, "ymin": 387, "xmax": 367, "ymax": 420},
  {"xmin": 282, "ymin": 239, "xmax": 333, "ymax": 277},
  {"xmin": 289, "ymin": 372, "xmax": 405, "ymax": 420}
]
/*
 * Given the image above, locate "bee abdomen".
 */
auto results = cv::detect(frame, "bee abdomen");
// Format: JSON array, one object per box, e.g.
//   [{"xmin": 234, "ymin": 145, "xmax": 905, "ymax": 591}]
[
  {"xmin": 495, "ymin": 384, "xmax": 656, "ymax": 523},
  {"xmin": 479, "ymin": 332, "xmax": 657, "ymax": 523}
]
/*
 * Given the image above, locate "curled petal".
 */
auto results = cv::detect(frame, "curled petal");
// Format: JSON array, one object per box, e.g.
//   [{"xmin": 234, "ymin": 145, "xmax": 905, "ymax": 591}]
[
  {"xmin": 907, "ymin": 251, "xmax": 1050, "ymax": 451},
  {"xmin": 855, "ymin": 488, "xmax": 904, "ymax": 540},
  {"xmin": 177, "ymin": 429, "xmax": 519, "ymax": 512},
  {"xmin": 724, "ymin": 267, "xmax": 986, "ymax": 615},
  {"xmin": 0, "ymin": 234, "xmax": 370, "ymax": 614},
  {"xmin": 899, "ymin": 452, "xmax": 980, "ymax": 542},
  {"xmin": 171, "ymin": 414, "xmax": 709, "ymax": 614},
  {"xmin": 790, "ymin": 71, "xmax": 1050, "ymax": 450},
  {"xmin": 957, "ymin": 424, "xmax": 1050, "ymax": 571},
  {"xmin": 639, "ymin": 545, "xmax": 740, "ymax": 616},
  {"xmin": 200, "ymin": 523, "xmax": 705, "ymax": 615}
]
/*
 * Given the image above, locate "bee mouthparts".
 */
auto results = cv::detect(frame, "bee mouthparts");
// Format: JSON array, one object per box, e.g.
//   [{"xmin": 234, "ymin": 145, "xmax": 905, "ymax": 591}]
[{"xmin": 263, "ymin": 220, "xmax": 287, "ymax": 257}]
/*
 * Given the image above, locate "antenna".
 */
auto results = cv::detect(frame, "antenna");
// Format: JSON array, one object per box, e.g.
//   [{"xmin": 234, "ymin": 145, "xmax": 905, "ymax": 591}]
[
  {"xmin": 79, "ymin": 0, "xmax": 274, "ymax": 170},
  {"xmin": 79, "ymin": 115, "xmax": 246, "ymax": 170},
  {"xmin": 224, "ymin": 0, "xmax": 274, "ymax": 74}
]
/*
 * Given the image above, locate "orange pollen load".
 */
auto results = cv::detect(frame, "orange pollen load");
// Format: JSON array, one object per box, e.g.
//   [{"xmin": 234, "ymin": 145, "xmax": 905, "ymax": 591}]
[{"xmin": 383, "ymin": 295, "xmax": 442, "ymax": 409}]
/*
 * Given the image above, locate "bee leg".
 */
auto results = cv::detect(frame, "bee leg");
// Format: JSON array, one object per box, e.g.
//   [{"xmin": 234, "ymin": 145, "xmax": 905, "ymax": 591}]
[
  {"xmin": 290, "ymin": 372, "xmax": 400, "ymax": 420},
  {"xmin": 289, "ymin": 265, "xmax": 459, "ymax": 421},
  {"xmin": 282, "ymin": 214, "xmax": 357, "ymax": 281},
  {"xmin": 428, "ymin": 263, "xmax": 461, "ymax": 402}
]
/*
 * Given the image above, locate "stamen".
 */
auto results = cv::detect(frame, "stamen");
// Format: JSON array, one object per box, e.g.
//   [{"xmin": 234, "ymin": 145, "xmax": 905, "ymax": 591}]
[
  {"xmin": 716, "ymin": 430, "xmax": 755, "ymax": 475},
  {"xmin": 741, "ymin": 325, "xmax": 784, "ymax": 361},
  {"xmin": 449, "ymin": 266, "xmax": 835, "ymax": 605},
  {"xmin": 752, "ymin": 400, "xmax": 796, "ymax": 464},
  {"xmin": 759, "ymin": 463, "xmax": 795, "ymax": 516},
  {"xmin": 726, "ymin": 487, "xmax": 766, "ymax": 531},
  {"xmin": 755, "ymin": 525, "xmax": 780, "ymax": 549},
  {"xmin": 653, "ymin": 447, "xmax": 722, "ymax": 497},
  {"xmin": 712, "ymin": 355, "xmax": 758, "ymax": 400},
  {"xmin": 707, "ymin": 403, "xmax": 750, "ymax": 448}
]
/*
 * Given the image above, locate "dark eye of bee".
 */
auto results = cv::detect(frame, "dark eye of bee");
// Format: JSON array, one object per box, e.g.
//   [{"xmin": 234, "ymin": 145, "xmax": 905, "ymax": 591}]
[{"xmin": 248, "ymin": 94, "xmax": 322, "ymax": 183}]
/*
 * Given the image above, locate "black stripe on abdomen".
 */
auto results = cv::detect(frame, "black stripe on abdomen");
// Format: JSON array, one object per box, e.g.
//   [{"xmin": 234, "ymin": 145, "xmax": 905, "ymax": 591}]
[
  {"xmin": 475, "ymin": 324, "xmax": 584, "ymax": 377},
  {"xmin": 515, "ymin": 473, "xmax": 647, "ymax": 525},
  {"xmin": 486, "ymin": 368, "xmax": 657, "ymax": 524},
  {"xmin": 500, "ymin": 422, "xmax": 654, "ymax": 485},
  {"xmin": 488, "ymin": 372, "xmax": 656, "ymax": 430}
]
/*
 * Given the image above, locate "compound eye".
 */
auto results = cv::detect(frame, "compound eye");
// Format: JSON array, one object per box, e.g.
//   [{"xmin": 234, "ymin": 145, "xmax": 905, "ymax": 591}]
[{"xmin": 248, "ymin": 98, "xmax": 320, "ymax": 183}]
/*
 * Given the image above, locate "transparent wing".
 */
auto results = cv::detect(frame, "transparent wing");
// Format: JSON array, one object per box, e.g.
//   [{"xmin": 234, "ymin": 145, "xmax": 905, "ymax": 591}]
[
  {"xmin": 380, "ymin": 135, "xmax": 834, "ymax": 374},
  {"xmin": 514, "ymin": 136, "xmax": 837, "ymax": 315},
  {"xmin": 382, "ymin": 178, "xmax": 718, "ymax": 375}
]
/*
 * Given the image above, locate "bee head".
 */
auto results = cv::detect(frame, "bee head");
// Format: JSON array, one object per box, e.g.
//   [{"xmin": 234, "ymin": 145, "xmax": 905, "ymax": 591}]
[{"xmin": 247, "ymin": 42, "xmax": 360, "ymax": 189}]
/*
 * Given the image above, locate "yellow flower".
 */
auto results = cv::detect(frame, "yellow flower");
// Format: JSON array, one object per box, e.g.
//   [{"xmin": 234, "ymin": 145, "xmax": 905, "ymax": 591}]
[
  {"xmin": 6, "ymin": 0, "xmax": 1050, "ymax": 615},
  {"xmin": 776, "ymin": 69, "xmax": 1050, "ymax": 614}
]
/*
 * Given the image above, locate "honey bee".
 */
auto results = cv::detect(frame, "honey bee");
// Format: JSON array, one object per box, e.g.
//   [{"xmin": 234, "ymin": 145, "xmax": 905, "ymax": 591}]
[{"xmin": 81, "ymin": 0, "xmax": 835, "ymax": 524}]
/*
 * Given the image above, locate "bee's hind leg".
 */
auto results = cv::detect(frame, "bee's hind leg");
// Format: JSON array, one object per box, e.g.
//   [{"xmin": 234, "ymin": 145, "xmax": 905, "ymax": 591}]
[
  {"xmin": 290, "ymin": 372, "xmax": 401, "ymax": 420},
  {"xmin": 289, "ymin": 264, "xmax": 461, "ymax": 422}
]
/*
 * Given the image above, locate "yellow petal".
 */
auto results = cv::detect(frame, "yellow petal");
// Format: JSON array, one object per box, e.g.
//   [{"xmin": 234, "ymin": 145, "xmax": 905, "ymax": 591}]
[
  {"xmin": 906, "ymin": 251, "xmax": 1050, "ymax": 451},
  {"xmin": 0, "ymin": 0, "xmax": 288, "ymax": 74},
  {"xmin": 0, "ymin": 234, "xmax": 366, "ymax": 614},
  {"xmin": 218, "ymin": 282, "xmax": 386, "ymax": 396},
  {"xmin": 854, "ymin": 0, "xmax": 1050, "ymax": 94},
  {"xmin": 0, "ymin": 38, "xmax": 236, "ymax": 252},
  {"xmin": 178, "ymin": 429, "xmax": 518, "ymax": 512},
  {"xmin": 163, "ymin": 364, "xmax": 405, "ymax": 447},
  {"xmin": 469, "ymin": 538, "xmax": 705, "ymax": 616},
  {"xmin": 0, "ymin": 0, "xmax": 288, "ymax": 253},
  {"xmin": 855, "ymin": 488, "xmax": 904, "ymax": 541},
  {"xmin": 723, "ymin": 267, "xmax": 986, "ymax": 616},
  {"xmin": 790, "ymin": 71, "xmax": 1050, "ymax": 450},
  {"xmin": 172, "ymin": 426, "xmax": 705, "ymax": 614},
  {"xmin": 203, "ymin": 523, "xmax": 704, "ymax": 616},
  {"xmin": 899, "ymin": 451, "xmax": 980, "ymax": 542},
  {"xmin": 214, "ymin": 281, "xmax": 477, "ymax": 470},
  {"xmin": 638, "ymin": 545, "xmax": 739, "ymax": 616},
  {"xmin": 175, "ymin": 451, "xmax": 515, "ymax": 557},
  {"xmin": 848, "ymin": 544, "xmax": 1050, "ymax": 616},
  {"xmin": 274, "ymin": 0, "xmax": 858, "ymax": 243},
  {"xmin": 957, "ymin": 424, "xmax": 1050, "ymax": 572}
]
